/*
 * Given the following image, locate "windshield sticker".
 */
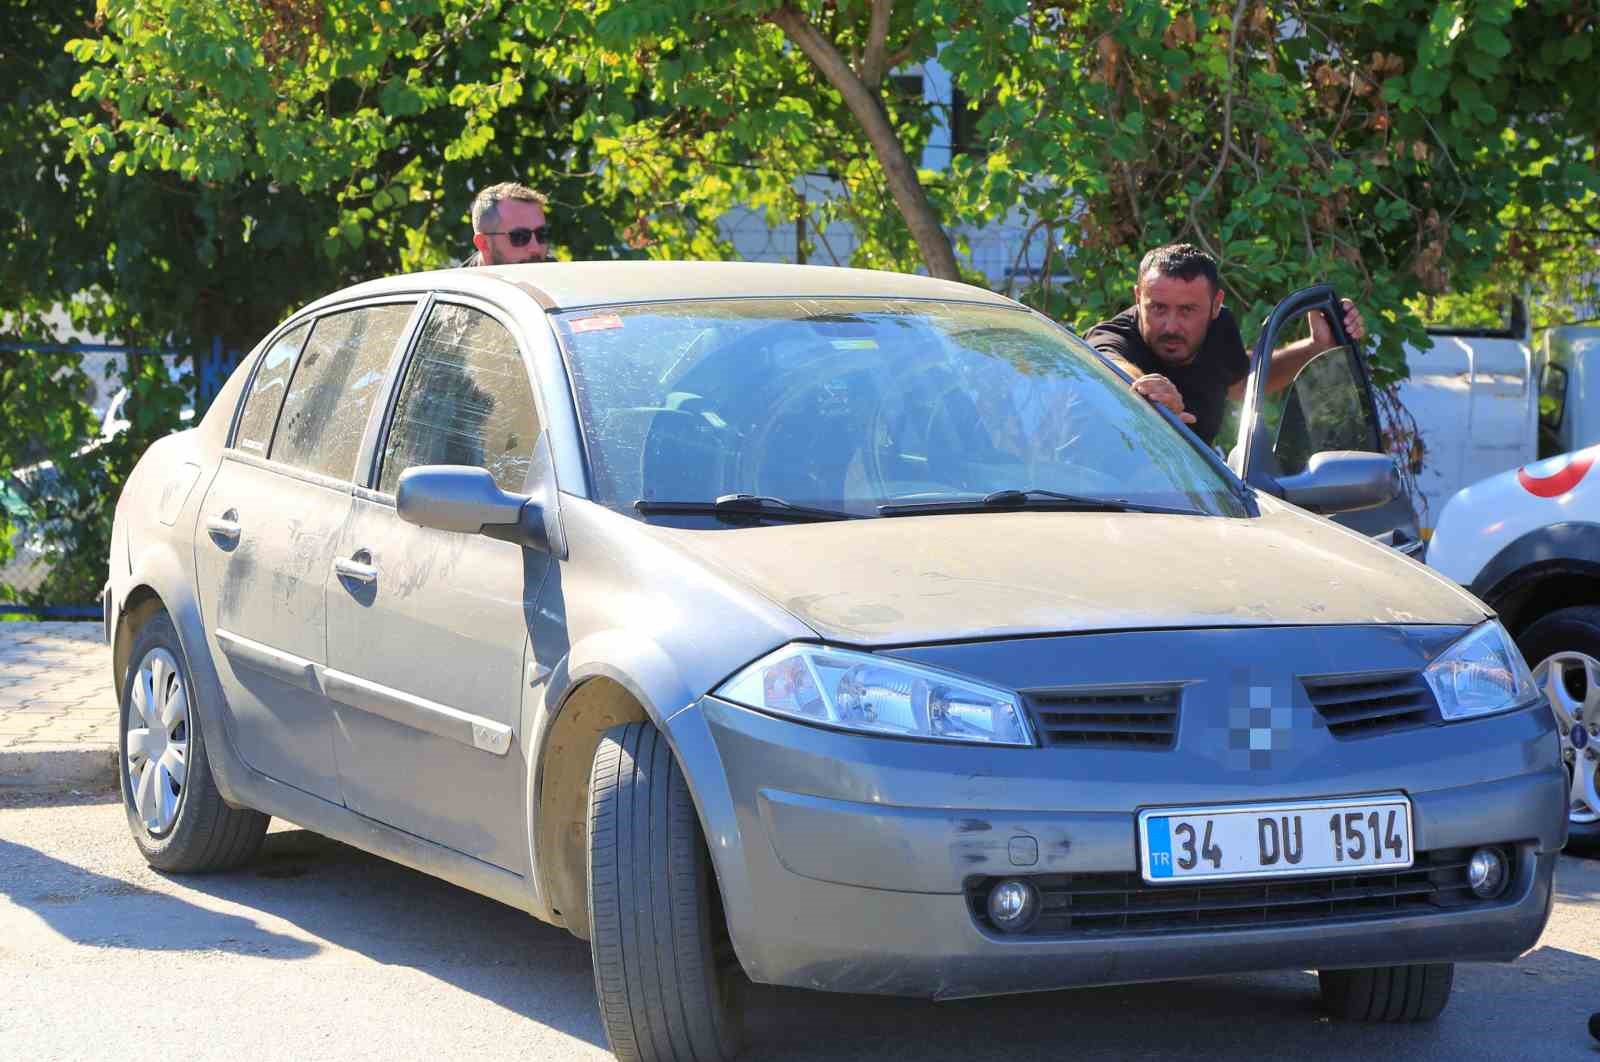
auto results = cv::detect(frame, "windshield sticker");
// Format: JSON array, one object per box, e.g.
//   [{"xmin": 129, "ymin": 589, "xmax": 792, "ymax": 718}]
[
  {"xmin": 830, "ymin": 338, "xmax": 879, "ymax": 350},
  {"xmin": 1517, "ymin": 449, "xmax": 1597, "ymax": 498},
  {"xmin": 568, "ymin": 312, "xmax": 624, "ymax": 334}
]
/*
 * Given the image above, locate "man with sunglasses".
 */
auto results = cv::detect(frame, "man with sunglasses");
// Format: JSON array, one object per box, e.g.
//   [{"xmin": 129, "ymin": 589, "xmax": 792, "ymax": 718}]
[{"xmin": 463, "ymin": 181, "xmax": 551, "ymax": 266}]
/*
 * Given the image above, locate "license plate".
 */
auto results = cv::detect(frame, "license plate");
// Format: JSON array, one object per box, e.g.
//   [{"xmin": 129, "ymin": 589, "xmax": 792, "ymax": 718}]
[{"xmin": 1139, "ymin": 795, "xmax": 1412, "ymax": 884}]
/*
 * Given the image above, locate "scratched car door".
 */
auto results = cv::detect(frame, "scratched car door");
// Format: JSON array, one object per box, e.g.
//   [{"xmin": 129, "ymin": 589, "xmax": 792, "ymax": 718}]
[
  {"xmin": 193, "ymin": 302, "xmax": 419, "ymax": 802},
  {"xmin": 322, "ymin": 299, "xmax": 549, "ymax": 873}
]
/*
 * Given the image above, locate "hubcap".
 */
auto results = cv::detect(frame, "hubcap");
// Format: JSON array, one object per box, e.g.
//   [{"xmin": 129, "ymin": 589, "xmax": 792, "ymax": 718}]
[
  {"xmin": 1532, "ymin": 651, "xmax": 1600, "ymax": 826},
  {"xmin": 124, "ymin": 648, "xmax": 189, "ymax": 835}
]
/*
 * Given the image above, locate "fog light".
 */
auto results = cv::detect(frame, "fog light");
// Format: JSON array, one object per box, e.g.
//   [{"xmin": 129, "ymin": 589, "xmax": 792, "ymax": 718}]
[
  {"xmin": 987, "ymin": 879, "xmax": 1038, "ymax": 932},
  {"xmin": 1467, "ymin": 847, "xmax": 1507, "ymax": 898}
]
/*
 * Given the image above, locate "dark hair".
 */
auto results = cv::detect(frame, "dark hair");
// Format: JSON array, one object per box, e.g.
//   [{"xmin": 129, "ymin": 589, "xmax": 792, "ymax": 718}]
[
  {"xmin": 1137, "ymin": 243, "xmax": 1219, "ymax": 291},
  {"xmin": 472, "ymin": 181, "xmax": 549, "ymax": 233}
]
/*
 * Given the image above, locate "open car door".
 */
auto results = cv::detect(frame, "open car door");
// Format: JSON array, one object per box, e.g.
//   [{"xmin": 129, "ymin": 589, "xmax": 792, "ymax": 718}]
[{"xmin": 1228, "ymin": 284, "xmax": 1422, "ymax": 556}]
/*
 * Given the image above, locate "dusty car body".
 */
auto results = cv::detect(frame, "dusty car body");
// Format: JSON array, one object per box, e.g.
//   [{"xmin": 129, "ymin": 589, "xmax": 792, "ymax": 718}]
[{"xmin": 105, "ymin": 263, "xmax": 1566, "ymax": 1061}]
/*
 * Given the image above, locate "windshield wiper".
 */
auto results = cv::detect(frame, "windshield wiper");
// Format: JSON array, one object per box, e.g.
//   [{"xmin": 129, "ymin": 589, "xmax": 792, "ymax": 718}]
[
  {"xmin": 877, "ymin": 488, "xmax": 1202, "ymax": 517},
  {"xmin": 634, "ymin": 493, "xmax": 855, "ymax": 523}
]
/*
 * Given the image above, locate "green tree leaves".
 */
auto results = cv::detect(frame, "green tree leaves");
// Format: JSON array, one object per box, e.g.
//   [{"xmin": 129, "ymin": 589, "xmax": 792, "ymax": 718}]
[{"xmin": 4, "ymin": 0, "xmax": 1598, "ymax": 603}]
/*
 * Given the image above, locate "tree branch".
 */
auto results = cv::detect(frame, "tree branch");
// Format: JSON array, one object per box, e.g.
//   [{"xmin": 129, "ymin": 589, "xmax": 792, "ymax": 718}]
[
  {"xmin": 1505, "ymin": 224, "xmax": 1600, "ymax": 238},
  {"xmin": 860, "ymin": 0, "xmax": 893, "ymax": 89},
  {"xmin": 1227, "ymin": 138, "xmax": 1260, "ymax": 183},
  {"xmin": 767, "ymin": 4, "xmax": 959, "ymax": 279},
  {"xmin": 1189, "ymin": 0, "xmax": 1250, "ymax": 213},
  {"xmin": 1003, "ymin": 217, "xmax": 1052, "ymax": 298}
]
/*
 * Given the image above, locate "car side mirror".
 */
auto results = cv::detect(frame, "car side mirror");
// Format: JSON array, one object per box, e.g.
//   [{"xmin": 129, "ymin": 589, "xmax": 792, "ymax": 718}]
[
  {"xmin": 1276, "ymin": 451, "xmax": 1400, "ymax": 514},
  {"xmin": 395, "ymin": 465, "xmax": 551, "ymax": 552}
]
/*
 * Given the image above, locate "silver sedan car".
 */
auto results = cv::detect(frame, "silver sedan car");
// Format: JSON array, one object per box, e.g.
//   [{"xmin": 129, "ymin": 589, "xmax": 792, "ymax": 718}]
[{"xmin": 105, "ymin": 263, "xmax": 1567, "ymax": 1061}]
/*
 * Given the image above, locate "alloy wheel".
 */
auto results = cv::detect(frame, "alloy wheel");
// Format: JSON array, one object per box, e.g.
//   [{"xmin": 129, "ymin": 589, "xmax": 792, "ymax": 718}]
[{"xmin": 1532, "ymin": 651, "xmax": 1600, "ymax": 826}]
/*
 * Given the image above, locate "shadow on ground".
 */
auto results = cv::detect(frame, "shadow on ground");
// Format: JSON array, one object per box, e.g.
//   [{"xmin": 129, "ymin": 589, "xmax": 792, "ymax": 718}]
[
  {"xmin": 174, "ymin": 826, "xmax": 607, "ymax": 1049},
  {"xmin": 1555, "ymin": 851, "xmax": 1600, "ymax": 903},
  {"xmin": 171, "ymin": 831, "xmax": 1600, "ymax": 1062},
  {"xmin": 9, "ymin": 790, "xmax": 1599, "ymax": 1060},
  {"xmin": 0, "ymin": 833, "xmax": 318, "ymax": 960},
  {"xmin": 0, "ymin": 783, "xmax": 121, "ymax": 810}
]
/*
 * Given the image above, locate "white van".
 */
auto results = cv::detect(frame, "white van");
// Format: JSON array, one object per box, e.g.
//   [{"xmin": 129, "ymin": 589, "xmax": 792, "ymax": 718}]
[
  {"xmin": 1534, "ymin": 324, "xmax": 1600, "ymax": 459},
  {"xmin": 1396, "ymin": 301, "xmax": 1537, "ymax": 534}
]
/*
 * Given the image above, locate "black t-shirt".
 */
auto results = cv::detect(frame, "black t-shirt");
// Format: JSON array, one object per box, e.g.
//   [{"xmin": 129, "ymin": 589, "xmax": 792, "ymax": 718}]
[{"xmin": 1084, "ymin": 306, "xmax": 1250, "ymax": 446}]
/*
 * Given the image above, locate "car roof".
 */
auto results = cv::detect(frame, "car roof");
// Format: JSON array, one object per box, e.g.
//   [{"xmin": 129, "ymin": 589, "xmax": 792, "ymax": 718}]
[{"xmin": 301, "ymin": 261, "xmax": 1021, "ymax": 315}]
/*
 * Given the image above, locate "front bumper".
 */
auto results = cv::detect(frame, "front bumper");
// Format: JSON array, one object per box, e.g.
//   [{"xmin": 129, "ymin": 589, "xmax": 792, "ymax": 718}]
[{"xmin": 667, "ymin": 690, "xmax": 1565, "ymax": 1000}]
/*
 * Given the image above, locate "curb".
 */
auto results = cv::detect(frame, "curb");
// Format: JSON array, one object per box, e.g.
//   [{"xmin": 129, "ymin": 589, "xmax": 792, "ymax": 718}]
[{"xmin": 0, "ymin": 743, "xmax": 118, "ymax": 789}]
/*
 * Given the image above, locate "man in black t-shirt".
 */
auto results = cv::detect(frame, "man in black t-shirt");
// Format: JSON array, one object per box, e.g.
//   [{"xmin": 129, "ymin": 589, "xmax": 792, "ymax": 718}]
[{"xmin": 1085, "ymin": 243, "xmax": 1365, "ymax": 447}]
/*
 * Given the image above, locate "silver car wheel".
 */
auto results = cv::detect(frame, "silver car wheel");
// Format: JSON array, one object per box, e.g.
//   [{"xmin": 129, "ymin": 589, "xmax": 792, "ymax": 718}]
[
  {"xmin": 125, "ymin": 647, "xmax": 189, "ymax": 835},
  {"xmin": 1532, "ymin": 651, "xmax": 1600, "ymax": 826}
]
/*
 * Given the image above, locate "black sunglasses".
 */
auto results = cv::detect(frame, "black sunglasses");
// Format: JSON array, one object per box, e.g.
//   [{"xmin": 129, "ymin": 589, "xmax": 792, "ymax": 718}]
[{"xmin": 483, "ymin": 225, "xmax": 550, "ymax": 247}]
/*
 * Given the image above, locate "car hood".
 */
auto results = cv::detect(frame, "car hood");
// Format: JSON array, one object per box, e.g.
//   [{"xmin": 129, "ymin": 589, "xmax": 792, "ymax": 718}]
[{"xmin": 655, "ymin": 498, "xmax": 1487, "ymax": 646}]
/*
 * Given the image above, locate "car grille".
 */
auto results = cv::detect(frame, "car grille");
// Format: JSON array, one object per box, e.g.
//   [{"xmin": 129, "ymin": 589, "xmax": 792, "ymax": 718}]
[
  {"xmin": 967, "ymin": 848, "xmax": 1493, "ymax": 938},
  {"xmin": 1024, "ymin": 686, "xmax": 1181, "ymax": 749},
  {"xmin": 1302, "ymin": 670, "xmax": 1438, "ymax": 738}
]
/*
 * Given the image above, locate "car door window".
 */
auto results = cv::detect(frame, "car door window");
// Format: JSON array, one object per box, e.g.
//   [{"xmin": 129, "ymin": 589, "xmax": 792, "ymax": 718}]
[
  {"xmin": 270, "ymin": 304, "xmax": 415, "ymax": 479},
  {"xmin": 1269, "ymin": 345, "xmax": 1379, "ymax": 476},
  {"xmin": 378, "ymin": 303, "xmax": 541, "ymax": 494},
  {"xmin": 1540, "ymin": 361, "xmax": 1568, "ymax": 430},
  {"xmin": 233, "ymin": 322, "xmax": 310, "ymax": 457}
]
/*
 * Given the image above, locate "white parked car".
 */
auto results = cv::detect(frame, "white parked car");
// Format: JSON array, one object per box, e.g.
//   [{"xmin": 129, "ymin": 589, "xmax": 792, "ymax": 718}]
[{"xmin": 1428, "ymin": 444, "xmax": 1600, "ymax": 852}]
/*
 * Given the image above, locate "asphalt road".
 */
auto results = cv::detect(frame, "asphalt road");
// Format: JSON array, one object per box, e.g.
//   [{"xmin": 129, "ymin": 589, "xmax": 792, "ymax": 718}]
[{"xmin": 3, "ymin": 787, "xmax": 1598, "ymax": 1062}]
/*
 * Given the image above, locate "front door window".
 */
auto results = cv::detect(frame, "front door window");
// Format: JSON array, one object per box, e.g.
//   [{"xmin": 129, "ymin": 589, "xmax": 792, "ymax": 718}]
[
  {"xmin": 377, "ymin": 303, "xmax": 541, "ymax": 494},
  {"xmin": 1268, "ymin": 345, "xmax": 1381, "ymax": 478}
]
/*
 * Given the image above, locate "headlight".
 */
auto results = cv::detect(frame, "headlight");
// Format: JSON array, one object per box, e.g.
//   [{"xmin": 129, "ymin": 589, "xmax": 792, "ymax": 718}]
[
  {"xmin": 715, "ymin": 644, "xmax": 1034, "ymax": 746},
  {"xmin": 1423, "ymin": 620, "xmax": 1538, "ymax": 721}
]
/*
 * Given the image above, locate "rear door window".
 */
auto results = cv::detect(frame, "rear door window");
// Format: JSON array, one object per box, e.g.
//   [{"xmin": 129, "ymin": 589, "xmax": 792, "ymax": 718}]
[
  {"xmin": 270, "ymin": 304, "xmax": 415, "ymax": 480},
  {"xmin": 233, "ymin": 322, "xmax": 310, "ymax": 457}
]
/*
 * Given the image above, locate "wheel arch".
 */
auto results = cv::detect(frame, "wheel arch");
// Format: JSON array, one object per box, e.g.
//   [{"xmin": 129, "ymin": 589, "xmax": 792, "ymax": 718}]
[
  {"xmin": 527, "ymin": 632, "xmax": 708, "ymax": 938},
  {"xmin": 531, "ymin": 674, "xmax": 649, "ymax": 938},
  {"xmin": 1470, "ymin": 522, "xmax": 1600, "ymax": 637},
  {"xmin": 112, "ymin": 585, "xmax": 168, "ymax": 698},
  {"xmin": 111, "ymin": 540, "xmax": 253, "ymax": 809}
]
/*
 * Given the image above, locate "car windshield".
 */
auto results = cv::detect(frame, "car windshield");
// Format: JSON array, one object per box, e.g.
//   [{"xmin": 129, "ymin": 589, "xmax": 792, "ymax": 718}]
[{"xmin": 554, "ymin": 297, "xmax": 1247, "ymax": 522}]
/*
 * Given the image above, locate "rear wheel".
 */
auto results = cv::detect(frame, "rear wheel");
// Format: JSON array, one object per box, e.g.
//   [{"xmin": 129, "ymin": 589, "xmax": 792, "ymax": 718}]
[
  {"xmin": 587, "ymin": 722, "xmax": 741, "ymax": 1062},
  {"xmin": 1517, "ymin": 606, "xmax": 1600, "ymax": 855},
  {"xmin": 1318, "ymin": 962, "xmax": 1454, "ymax": 1022},
  {"xmin": 119, "ymin": 609, "xmax": 269, "ymax": 872}
]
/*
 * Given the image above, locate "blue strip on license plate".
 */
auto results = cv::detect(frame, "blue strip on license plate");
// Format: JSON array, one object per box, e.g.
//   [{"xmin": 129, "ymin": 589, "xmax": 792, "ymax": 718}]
[{"xmin": 1145, "ymin": 816, "xmax": 1174, "ymax": 879}]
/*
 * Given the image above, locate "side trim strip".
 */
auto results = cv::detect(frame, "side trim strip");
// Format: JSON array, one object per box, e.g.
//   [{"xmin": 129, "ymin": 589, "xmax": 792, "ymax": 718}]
[
  {"xmin": 215, "ymin": 629, "xmax": 319, "ymax": 692},
  {"xmin": 322, "ymin": 668, "xmax": 512, "ymax": 756}
]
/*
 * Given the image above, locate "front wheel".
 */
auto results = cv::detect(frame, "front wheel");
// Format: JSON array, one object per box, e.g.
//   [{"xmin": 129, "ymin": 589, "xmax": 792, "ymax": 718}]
[
  {"xmin": 1318, "ymin": 963, "xmax": 1454, "ymax": 1022},
  {"xmin": 587, "ymin": 722, "xmax": 742, "ymax": 1062},
  {"xmin": 1517, "ymin": 606, "xmax": 1600, "ymax": 855}
]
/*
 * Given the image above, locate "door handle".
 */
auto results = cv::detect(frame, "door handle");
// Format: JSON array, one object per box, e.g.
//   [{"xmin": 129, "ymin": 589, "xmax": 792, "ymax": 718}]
[
  {"xmin": 333, "ymin": 551, "xmax": 378, "ymax": 584},
  {"xmin": 205, "ymin": 510, "xmax": 241, "ymax": 543}
]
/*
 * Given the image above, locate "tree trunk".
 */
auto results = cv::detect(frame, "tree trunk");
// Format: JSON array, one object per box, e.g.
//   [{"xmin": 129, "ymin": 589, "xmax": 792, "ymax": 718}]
[{"xmin": 768, "ymin": 5, "xmax": 962, "ymax": 281}]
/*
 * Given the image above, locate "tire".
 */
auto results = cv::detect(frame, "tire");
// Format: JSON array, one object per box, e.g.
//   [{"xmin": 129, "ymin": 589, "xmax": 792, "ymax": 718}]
[
  {"xmin": 587, "ymin": 722, "xmax": 742, "ymax": 1062},
  {"xmin": 118, "ymin": 609, "xmax": 269, "ymax": 872},
  {"xmin": 1318, "ymin": 963, "xmax": 1454, "ymax": 1022},
  {"xmin": 1516, "ymin": 606, "xmax": 1600, "ymax": 855}
]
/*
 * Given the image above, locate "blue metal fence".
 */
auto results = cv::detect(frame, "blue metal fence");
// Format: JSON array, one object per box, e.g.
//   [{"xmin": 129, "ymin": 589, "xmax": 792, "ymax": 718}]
[
  {"xmin": 0, "ymin": 336, "xmax": 246, "ymax": 409},
  {"xmin": 0, "ymin": 604, "xmax": 101, "ymax": 620},
  {"xmin": 1, "ymin": 337, "xmax": 246, "ymax": 620}
]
